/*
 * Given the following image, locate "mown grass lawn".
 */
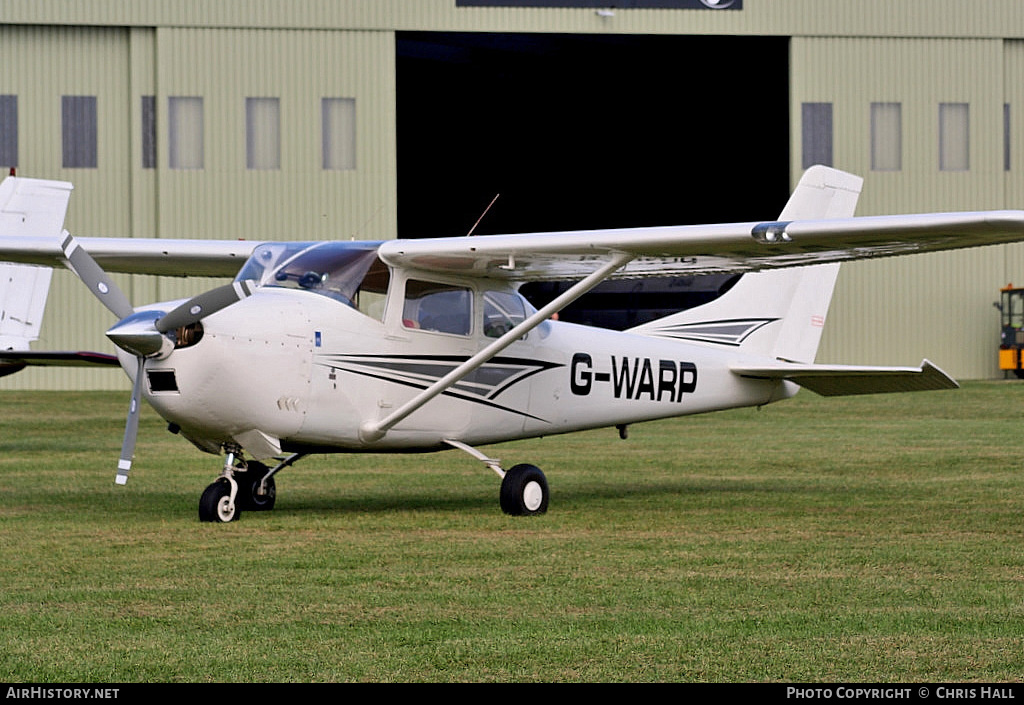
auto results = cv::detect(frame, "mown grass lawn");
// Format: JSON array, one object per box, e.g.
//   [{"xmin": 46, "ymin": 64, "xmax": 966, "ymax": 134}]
[{"xmin": 1, "ymin": 383, "xmax": 1022, "ymax": 682}]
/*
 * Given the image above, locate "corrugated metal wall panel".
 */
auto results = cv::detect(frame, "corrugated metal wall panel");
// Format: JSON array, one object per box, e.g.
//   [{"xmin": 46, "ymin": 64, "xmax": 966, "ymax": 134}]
[
  {"xmin": 153, "ymin": 28, "xmax": 396, "ymax": 244},
  {"xmin": 792, "ymin": 37, "xmax": 1005, "ymax": 214},
  {"xmin": 149, "ymin": 27, "xmax": 398, "ymax": 310},
  {"xmin": 792, "ymin": 37, "xmax": 1009, "ymax": 379},
  {"xmin": 1001, "ymin": 41, "xmax": 1024, "ymax": 297}
]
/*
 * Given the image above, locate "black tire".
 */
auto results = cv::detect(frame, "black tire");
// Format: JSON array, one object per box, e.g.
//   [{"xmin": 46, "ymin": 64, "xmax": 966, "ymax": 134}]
[
  {"xmin": 237, "ymin": 462, "xmax": 276, "ymax": 511},
  {"xmin": 198, "ymin": 479, "xmax": 240, "ymax": 523},
  {"xmin": 499, "ymin": 464, "xmax": 549, "ymax": 516}
]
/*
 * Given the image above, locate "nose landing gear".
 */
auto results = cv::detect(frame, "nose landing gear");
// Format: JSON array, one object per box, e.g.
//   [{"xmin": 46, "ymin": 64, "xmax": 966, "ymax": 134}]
[
  {"xmin": 198, "ymin": 445, "xmax": 302, "ymax": 522},
  {"xmin": 198, "ymin": 476, "xmax": 239, "ymax": 523}
]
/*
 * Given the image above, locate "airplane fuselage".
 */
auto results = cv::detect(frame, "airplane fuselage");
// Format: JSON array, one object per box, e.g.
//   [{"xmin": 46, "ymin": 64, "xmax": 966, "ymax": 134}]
[{"xmin": 126, "ymin": 285, "xmax": 791, "ymax": 459}]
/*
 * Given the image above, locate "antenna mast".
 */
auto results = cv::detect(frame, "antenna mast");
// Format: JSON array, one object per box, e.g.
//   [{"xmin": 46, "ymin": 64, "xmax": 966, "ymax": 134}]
[{"xmin": 467, "ymin": 193, "xmax": 500, "ymax": 236}]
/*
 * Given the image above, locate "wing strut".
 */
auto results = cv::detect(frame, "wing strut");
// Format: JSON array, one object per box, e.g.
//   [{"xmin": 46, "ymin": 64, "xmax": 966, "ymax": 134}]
[{"xmin": 358, "ymin": 252, "xmax": 635, "ymax": 443}]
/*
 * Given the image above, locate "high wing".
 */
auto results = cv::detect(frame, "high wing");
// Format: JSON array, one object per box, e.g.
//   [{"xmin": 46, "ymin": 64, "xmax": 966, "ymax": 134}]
[
  {"xmin": 375, "ymin": 167, "xmax": 1024, "ymax": 282},
  {"xmin": 377, "ymin": 210, "xmax": 1024, "ymax": 282},
  {"xmin": 4, "ymin": 170, "xmax": 1024, "ymax": 282},
  {"xmin": 12, "ymin": 212, "xmax": 1024, "ymax": 281}
]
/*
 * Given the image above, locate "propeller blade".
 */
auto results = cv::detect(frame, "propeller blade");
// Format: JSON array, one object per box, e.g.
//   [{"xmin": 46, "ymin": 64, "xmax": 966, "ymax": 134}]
[
  {"xmin": 155, "ymin": 279, "xmax": 257, "ymax": 333},
  {"xmin": 60, "ymin": 232, "xmax": 135, "ymax": 320},
  {"xmin": 115, "ymin": 356, "xmax": 144, "ymax": 485}
]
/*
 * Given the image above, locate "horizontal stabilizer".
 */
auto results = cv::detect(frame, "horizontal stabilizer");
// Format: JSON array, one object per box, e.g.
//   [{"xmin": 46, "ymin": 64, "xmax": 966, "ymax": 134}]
[{"xmin": 730, "ymin": 359, "xmax": 958, "ymax": 396}]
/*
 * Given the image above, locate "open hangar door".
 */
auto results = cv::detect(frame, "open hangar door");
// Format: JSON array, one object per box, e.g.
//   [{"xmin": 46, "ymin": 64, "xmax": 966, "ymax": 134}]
[{"xmin": 396, "ymin": 32, "xmax": 790, "ymax": 328}]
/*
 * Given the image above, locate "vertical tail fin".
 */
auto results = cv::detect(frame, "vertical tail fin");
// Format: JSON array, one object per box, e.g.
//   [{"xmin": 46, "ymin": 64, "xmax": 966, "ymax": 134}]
[
  {"xmin": 0, "ymin": 176, "xmax": 74, "ymax": 239},
  {"xmin": 0, "ymin": 176, "xmax": 71, "ymax": 352},
  {"xmin": 631, "ymin": 166, "xmax": 863, "ymax": 363},
  {"xmin": 775, "ymin": 165, "xmax": 863, "ymax": 222}
]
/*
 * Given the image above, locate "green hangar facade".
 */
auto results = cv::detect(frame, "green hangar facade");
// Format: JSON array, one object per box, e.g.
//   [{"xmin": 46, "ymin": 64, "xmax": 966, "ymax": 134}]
[{"xmin": 2, "ymin": 0, "xmax": 1024, "ymax": 388}]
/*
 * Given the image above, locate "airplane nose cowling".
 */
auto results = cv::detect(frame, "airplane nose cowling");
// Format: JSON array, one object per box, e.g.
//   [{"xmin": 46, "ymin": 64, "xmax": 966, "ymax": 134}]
[{"xmin": 106, "ymin": 310, "xmax": 175, "ymax": 359}]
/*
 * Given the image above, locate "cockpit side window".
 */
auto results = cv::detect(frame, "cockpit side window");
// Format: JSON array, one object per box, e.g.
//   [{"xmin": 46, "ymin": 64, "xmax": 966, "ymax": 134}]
[
  {"xmin": 353, "ymin": 257, "xmax": 390, "ymax": 321},
  {"xmin": 403, "ymin": 279, "xmax": 472, "ymax": 336},
  {"xmin": 483, "ymin": 290, "xmax": 528, "ymax": 338}
]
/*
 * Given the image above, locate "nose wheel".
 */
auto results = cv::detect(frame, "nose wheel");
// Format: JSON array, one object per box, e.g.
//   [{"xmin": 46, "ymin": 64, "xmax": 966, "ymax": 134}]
[
  {"xmin": 199, "ymin": 477, "xmax": 239, "ymax": 523},
  {"xmin": 198, "ymin": 448, "xmax": 302, "ymax": 522}
]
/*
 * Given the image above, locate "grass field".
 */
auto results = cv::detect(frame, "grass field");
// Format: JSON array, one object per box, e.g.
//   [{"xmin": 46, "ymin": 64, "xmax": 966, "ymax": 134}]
[{"xmin": 1, "ymin": 383, "xmax": 1023, "ymax": 683}]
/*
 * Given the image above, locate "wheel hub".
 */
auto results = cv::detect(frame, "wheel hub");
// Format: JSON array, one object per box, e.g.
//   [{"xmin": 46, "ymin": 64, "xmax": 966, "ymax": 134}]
[
  {"xmin": 522, "ymin": 480, "xmax": 544, "ymax": 512},
  {"xmin": 216, "ymin": 495, "xmax": 235, "ymax": 522}
]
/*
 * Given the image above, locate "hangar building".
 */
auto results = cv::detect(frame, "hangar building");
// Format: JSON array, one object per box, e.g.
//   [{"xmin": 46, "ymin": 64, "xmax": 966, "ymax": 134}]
[{"xmin": 2, "ymin": 1, "xmax": 1024, "ymax": 388}]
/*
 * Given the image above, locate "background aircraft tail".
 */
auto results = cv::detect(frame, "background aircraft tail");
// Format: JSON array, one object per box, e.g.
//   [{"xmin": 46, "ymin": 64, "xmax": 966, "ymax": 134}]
[
  {"xmin": 0, "ymin": 177, "xmax": 70, "ymax": 352},
  {"xmin": 0, "ymin": 176, "xmax": 119, "ymax": 375},
  {"xmin": 0, "ymin": 262, "xmax": 53, "ymax": 351},
  {"xmin": 630, "ymin": 166, "xmax": 863, "ymax": 363},
  {"xmin": 0, "ymin": 176, "xmax": 73, "ymax": 240}
]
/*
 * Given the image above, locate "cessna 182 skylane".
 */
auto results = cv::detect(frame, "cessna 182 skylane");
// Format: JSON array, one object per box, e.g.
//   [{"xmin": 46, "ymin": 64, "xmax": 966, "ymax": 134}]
[{"xmin": 2, "ymin": 166, "xmax": 1024, "ymax": 522}]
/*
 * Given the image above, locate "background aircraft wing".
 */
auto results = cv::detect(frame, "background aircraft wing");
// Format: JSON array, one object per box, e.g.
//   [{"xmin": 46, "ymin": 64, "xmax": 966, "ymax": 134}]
[
  {"xmin": 0, "ymin": 236, "xmax": 261, "ymax": 278},
  {"xmin": 0, "ymin": 350, "xmax": 120, "ymax": 377},
  {"xmin": 376, "ymin": 210, "xmax": 1024, "ymax": 282},
  {"xmin": 0, "ymin": 176, "xmax": 260, "ymax": 277}
]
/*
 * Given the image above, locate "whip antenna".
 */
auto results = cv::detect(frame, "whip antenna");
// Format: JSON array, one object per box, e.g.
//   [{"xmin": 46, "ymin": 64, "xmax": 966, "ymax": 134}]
[{"xmin": 467, "ymin": 193, "xmax": 500, "ymax": 236}]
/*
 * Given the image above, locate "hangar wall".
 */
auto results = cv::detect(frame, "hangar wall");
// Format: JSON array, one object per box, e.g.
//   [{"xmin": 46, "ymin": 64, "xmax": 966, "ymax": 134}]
[
  {"xmin": 4, "ymin": 2, "xmax": 1024, "ymax": 388},
  {"xmin": 790, "ymin": 36, "xmax": 1018, "ymax": 375},
  {"xmin": 0, "ymin": 22, "xmax": 398, "ymax": 389}
]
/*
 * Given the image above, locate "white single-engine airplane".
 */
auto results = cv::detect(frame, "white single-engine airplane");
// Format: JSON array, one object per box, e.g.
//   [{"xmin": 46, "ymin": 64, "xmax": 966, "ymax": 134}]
[{"xmin": 2, "ymin": 166, "xmax": 1024, "ymax": 522}]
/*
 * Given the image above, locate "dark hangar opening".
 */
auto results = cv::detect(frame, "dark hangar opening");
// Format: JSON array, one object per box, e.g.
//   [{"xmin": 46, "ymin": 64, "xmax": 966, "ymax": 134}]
[{"xmin": 396, "ymin": 32, "xmax": 790, "ymax": 328}]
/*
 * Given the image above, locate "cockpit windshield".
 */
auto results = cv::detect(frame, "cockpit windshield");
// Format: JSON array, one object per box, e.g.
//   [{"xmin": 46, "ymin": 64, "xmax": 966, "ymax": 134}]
[{"xmin": 235, "ymin": 241, "xmax": 390, "ymax": 319}]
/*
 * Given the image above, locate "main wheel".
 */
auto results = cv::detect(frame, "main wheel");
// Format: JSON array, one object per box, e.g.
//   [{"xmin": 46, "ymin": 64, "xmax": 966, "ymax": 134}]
[
  {"xmin": 199, "ymin": 479, "xmax": 240, "ymax": 523},
  {"xmin": 499, "ymin": 464, "xmax": 549, "ymax": 516},
  {"xmin": 237, "ymin": 462, "xmax": 276, "ymax": 511}
]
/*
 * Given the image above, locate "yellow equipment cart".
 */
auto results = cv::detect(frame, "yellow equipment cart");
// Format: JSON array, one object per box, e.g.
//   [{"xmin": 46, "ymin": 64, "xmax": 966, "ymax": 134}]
[{"xmin": 999, "ymin": 285, "xmax": 1024, "ymax": 378}]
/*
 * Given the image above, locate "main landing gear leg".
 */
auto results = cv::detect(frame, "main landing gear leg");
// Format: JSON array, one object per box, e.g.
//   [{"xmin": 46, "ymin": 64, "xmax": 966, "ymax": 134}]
[{"xmin": 444, "ymin": 439, "xmax": 549, "ymax": 516}]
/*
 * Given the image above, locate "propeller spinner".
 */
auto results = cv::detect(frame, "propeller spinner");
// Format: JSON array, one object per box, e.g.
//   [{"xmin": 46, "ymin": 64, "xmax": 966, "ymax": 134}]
[{"xmin": 58, "ymin": 232, "xmax": 256, "ymax": 484}]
